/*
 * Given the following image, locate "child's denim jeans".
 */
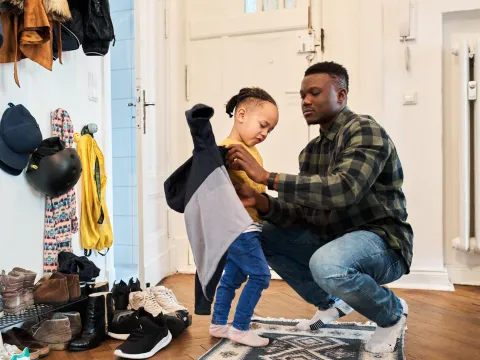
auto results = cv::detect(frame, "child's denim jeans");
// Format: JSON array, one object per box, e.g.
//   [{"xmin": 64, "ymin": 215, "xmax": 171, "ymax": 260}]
[{"xmin": 211, "ymin": 231, "xmax": 271, "ymax": 331}]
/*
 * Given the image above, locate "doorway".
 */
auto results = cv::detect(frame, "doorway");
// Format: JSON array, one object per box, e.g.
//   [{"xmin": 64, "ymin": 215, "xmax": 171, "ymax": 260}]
[{"xmin": 110, "ymin": 0, "xmax": 170, "ymax": 287}]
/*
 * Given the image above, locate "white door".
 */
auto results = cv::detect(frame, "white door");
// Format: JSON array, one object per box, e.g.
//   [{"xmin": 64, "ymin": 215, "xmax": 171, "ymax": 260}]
[
  {"xmin": 134, "ymin": 0, "xmax": 170, "ymax": 287},
  {"xmin": 184, "ymin": 0, "xmax": 323, "ymax": 270}
]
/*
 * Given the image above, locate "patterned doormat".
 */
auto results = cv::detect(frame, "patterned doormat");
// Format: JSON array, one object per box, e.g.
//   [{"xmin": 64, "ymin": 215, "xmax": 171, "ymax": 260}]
[{"xmin": 199, "ymin": 317, "xmax": 405, "ymax": 360}]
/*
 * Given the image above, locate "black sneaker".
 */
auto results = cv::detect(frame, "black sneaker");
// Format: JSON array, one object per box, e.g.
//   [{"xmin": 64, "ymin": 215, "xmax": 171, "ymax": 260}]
[
  {"xmin": 113, "ymin": 315, "xmax": 172, "ymax": 359},
  {"xmin": 112, "ymin": 280, "xmax": 129, "ymax": 310},
  {"xmin": 128, "ymin": 277, "xmax": 142, "ymax": 292},
  {"xmin": 108, "ymin": 310, "xmax": 140, "ymax": 340},
  {"xmin": 162, "ymin": 312, "xmax": 187, "ymax": 338}
]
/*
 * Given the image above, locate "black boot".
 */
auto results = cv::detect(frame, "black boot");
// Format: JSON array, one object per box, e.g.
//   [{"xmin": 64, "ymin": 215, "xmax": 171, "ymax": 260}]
[
  {"xmin": 88, "ymin": 282, "xmax": 109, "ymax": 295},
  {"xmin": 112, "ymin": 280, "xmax": 129, "ymax": 310},
  {"xmin": 128, "ymin": 277, "xmax": 141, "ymax": 292},
  {"xmin": 69, "ymin": 292, "xmax": 113, "ymax": 351}
]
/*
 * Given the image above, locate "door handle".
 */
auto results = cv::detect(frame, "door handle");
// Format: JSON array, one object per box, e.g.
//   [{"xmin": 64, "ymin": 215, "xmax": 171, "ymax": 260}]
[
  {"xmin": 128, "ymin": 103, "xmax": 136, "ymax": 107},
  {"xmin": 142, "ymin": 90, "xmax": 156, "ymax": 134}
]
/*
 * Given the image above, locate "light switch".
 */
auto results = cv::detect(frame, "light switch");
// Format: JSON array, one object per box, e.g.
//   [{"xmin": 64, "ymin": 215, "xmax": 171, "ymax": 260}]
[{"xmin": 403, "ymin": 91, "xmax": 417, "ymax": 105}]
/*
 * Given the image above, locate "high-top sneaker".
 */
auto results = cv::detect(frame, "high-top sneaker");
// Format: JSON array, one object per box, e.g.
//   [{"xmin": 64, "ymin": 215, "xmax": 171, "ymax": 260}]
[
  {"xmin": 56, "ymin": 312, "xmax": 82, "ymax": 338},
  {"xmin": 129, "ymin": 290, "xmax": 166, "ymax": 317},
  {"xmin": 112, "ymin": 280, "xmax": 129, "ymax": 310},
  {"xmin": 150, "ymin": 286, "xmax": 187, "ymax": 313},
  {"xmin": 113, "ymin": 313, "xmax": 172, "ymax": 359},
  {"xmin": 10, "ymin": 268, "xmax": 37, "ymax": 310},
  {"xmin": 69, "ymin": 292, "xmax": 113, "ymax": 351},
  {"xmin": 128, "ymin": 278, "xmax": 141, "ymax": 293},
  {"xmin": 0, "ymin": 270, "xmax": 25, "ymax": 315}
]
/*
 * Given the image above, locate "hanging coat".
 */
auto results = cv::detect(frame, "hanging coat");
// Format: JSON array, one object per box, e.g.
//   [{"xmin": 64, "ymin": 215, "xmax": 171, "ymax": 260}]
[
  {"xmin": 74, "ymin": 132, "xmax": 113, "ymax": 256},
  {"xmin": 164, "ymin": 104, "xmax": 252, "ymax": 301}
]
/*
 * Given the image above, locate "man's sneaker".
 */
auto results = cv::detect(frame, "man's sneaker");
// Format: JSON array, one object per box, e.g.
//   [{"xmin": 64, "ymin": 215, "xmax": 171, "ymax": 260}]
[
  {"xmin": 128, "ymin": 278, "xmax": 141, "ymax": 293},
  {"xmin": 113, "ymin": 314, "xmax": 172, "ymax": 359},
  {"xmin": 0, "ymin": 295, "xmax": 4, "ymax": 318},
  {"xmin": 112, "ymin": 280, "xmax": 130, "ymax": 311},
  {"xmin": 150, "ymin": 286, "xmax": 187, "ymax": 313},
  {"xmin": 129, "ymin": 290, "xmax": 167, "ymax": 317}
]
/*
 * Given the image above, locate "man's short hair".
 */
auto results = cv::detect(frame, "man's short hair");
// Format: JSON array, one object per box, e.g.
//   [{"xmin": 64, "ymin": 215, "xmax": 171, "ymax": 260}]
[{"xmin": 304, "ymin": 61, "xmax": 349, "ymax": 93}]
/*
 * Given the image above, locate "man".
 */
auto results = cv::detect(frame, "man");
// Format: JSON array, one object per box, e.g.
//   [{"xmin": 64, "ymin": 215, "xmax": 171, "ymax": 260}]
[{"xmin": 226, "ymin": 61, "xmax": 413, "ymax": 353}]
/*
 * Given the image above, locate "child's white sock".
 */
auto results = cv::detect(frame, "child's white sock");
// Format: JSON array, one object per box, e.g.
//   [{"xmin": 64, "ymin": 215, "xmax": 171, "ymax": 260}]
[
  {"xmin": 228, "ymin": 327, "xmax": 269, "ymax": 347},
  {"xmin": 365, "ymin": 298, "xmax": 408, "ymax": 353},
  {"xmin": 296, "ymin": 299, "xmax": 353, "ymax": 331},
  {"xmin": 209, "ymin": 324, "xmax": 230, "ymax": 339}
]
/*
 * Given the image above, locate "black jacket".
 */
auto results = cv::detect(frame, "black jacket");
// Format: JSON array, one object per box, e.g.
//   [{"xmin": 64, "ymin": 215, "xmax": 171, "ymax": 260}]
[{"xmin": 164, "ymin": 104, "xmax": 252, "ymax": 314}]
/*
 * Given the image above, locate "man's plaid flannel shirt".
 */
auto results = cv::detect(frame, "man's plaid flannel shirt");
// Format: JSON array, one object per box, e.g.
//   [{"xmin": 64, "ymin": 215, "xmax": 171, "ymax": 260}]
[{"xmin": 261, "ymin": 107, "xmax": 413, "ymax": 270}]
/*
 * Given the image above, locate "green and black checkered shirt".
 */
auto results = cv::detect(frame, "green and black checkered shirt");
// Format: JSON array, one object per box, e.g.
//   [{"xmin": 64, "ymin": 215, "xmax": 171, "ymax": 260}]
[{"xmin": 262, "ymin": 107, "xmax": 413, "ymax": 270}]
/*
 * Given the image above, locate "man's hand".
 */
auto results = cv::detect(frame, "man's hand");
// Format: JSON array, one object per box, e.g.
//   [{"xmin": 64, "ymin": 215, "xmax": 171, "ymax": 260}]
[
  {"xmin": 227, "ymin": 144, "xmax": 269, "ymax": 185},
  {"xmin": 234, "ymin": 184, "xmax": 270, "ymax": 214}
]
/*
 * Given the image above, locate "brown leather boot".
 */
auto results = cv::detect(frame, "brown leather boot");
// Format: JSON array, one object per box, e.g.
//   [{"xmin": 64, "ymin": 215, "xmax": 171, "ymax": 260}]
[
  {"xmin": 30, "ymin": 314, "xmax": 72, "ymax": 351},
  {"xmin": 0, "ymin": 270, "xmax": 25, "ymax": 315},
  {"xmin": 61, "ymin": 274, "xmax": 80, "ymax": 300},
  {"xmin": 33, "ymin": 273, "xmax": 69, "ymax": 305},
  {"xmin": 10, "ymin": 268, "xmax": 37, "ymax": 309}
]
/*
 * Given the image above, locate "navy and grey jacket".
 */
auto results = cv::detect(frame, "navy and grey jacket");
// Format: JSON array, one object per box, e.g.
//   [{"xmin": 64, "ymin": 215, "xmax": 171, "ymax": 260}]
[{"xmin": 164, "ymin": 104, "xmax": 252, "ymax": 312}]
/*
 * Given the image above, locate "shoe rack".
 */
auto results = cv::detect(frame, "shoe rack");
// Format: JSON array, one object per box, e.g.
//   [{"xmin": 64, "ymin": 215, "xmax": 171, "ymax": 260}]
[{"xmin": 0, "ymin": 297, "xmax": 87, "ymax": 331}]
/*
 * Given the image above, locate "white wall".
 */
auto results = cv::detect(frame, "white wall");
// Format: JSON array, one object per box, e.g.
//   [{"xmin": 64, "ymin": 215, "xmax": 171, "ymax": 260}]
[{"xmin": 0, "ymin": 51, "xmax": 113, "ymax": 283}]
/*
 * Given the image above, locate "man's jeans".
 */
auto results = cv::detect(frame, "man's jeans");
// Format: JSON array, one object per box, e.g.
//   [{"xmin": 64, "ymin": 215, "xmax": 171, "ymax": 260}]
[
  {"xmin": 261, "ymin": 223, "xmax": 407, "ymax": 327},
  {"xmin": 212, "ymin": 231, "xmax": 271, "ymax": 331}
]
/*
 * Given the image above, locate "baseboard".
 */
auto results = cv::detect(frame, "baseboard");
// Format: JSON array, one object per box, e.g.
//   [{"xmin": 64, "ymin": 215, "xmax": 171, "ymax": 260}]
[
  {"xmin": 177, "ymin": 265, "xmax": 455, "ymax": 290},
  {"xmin": 144, "ymin": 249, "xmax": 171, "ymax": 286},
  {"xmin": 386, "ymin": 268, "xmax": 455, "ymax": 291},
  {"xmin": 446, "ymin": 265, "xmax": 480, "ymax": 285}
]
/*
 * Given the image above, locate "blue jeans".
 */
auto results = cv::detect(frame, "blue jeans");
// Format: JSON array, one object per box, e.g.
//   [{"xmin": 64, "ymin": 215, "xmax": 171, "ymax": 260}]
[
  {"xmin": 212, "ymin": 231, "xmax": 271, "ymax": 331},
  {"xmin": 261, "ymin": 223, "xmax": 407, "ymax": 327}
]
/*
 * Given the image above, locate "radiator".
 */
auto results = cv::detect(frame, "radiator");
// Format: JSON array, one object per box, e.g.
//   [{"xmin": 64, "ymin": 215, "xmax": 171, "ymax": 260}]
[{"xmin": 452, "ymin": 39, "xmax": 480, "ymax": 253}]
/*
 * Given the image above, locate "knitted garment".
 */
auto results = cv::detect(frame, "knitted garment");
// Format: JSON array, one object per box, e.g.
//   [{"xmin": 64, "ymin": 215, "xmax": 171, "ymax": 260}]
[{"xmin": 43, "ymin": 109, "xmax": 79, "ymax": 273}]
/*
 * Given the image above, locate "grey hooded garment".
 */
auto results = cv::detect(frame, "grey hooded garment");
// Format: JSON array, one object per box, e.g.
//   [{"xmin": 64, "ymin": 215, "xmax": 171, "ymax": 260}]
[{"xmin": 164, "ymin": 104, "xmax": 252, "ymax": 299}]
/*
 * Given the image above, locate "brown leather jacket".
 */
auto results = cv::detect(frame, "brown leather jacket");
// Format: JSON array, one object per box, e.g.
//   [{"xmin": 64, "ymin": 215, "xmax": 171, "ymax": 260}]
[{"xmin": 0, "ymin": 0, "xmax": 71, "ymax": 87}]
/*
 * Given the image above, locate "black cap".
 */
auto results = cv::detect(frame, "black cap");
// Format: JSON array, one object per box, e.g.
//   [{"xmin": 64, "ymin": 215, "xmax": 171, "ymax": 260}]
[{"xmin": 0, "ymin": 103, "xmax": 43, "ymax": 176}]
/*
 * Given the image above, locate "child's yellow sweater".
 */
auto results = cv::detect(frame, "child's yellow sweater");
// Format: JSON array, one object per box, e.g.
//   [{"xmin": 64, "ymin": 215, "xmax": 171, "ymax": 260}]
[{"xmin": 220, "ymin": 138, "xmax": 266, "ymax": 223}]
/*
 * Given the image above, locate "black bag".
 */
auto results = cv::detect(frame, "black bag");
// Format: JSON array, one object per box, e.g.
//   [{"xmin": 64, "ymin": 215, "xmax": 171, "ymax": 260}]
[
  {"xmin": 82, "ymin": 0, "xmax": 115, "ymax": 56},
  {"xmin": 52, "ymin": 6, "xmax": 84, "ymax": 60}
]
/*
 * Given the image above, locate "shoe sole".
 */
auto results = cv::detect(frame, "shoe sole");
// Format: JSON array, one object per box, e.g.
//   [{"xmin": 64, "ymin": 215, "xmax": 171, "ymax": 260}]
[
  {"xmin": 113, "ymin": 331, "xmax": 172, "ymax": 359},
  {"xmin": 107, "ymin": 332, "xmax": 130, "ymax": 340}
]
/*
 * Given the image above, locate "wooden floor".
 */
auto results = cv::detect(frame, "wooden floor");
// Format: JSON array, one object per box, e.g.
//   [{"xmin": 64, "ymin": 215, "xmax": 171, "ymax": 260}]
[{"xmin": 49, "ymin": 274, "xmax": 480, "ymax": 360}]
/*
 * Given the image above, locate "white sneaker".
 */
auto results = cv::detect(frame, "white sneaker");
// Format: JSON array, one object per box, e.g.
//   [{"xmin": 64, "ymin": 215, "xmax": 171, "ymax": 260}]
[
  {"xmin": 150, "ymin": 286, "xmax": 187, "ymax": 313},
  {"xmin": 128, "ymin": 290, "xmax": 167, "ymax": 317},
  {"xmin": 3, "ymin": 345, "xmax": 30, "ymax": 360}
]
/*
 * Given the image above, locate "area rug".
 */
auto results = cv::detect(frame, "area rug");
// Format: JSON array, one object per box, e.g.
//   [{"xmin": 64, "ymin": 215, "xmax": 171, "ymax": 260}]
[{"xmin": 199, "ymin": 317, "xmax": 405, "ymax": 360}]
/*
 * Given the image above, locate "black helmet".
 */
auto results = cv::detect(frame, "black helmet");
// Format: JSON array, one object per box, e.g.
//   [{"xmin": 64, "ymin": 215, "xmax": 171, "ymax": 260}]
[{"xmin": 25, "ymin": 137, "xmax": 82, "ymax": 198}]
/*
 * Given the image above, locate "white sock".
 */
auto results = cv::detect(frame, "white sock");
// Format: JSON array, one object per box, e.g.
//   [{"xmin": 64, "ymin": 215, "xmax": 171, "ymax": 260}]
[
  {"xmin": 365, "ymin": 298, "xmax": 408, "ymax": 353},
  {"xmin": 229, "ymin": 328, "xmax": 269, "ymax": 347},
  {"xmin": 296, "ymin": 299, "xmax": 353, "ymax": 331},
  {"xmin": 209, "ymin": 324, "xmax": 230, "ymax": 339}
]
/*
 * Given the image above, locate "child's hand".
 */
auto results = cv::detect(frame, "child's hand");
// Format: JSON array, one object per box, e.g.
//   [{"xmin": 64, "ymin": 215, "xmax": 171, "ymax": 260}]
[
  {"xmin": 227, "ymin": 144, "xmax": 269, "ymax": 185},
  {"xmin": 234, "ymin": 184, "xmax": 257, "ymax": 207}
]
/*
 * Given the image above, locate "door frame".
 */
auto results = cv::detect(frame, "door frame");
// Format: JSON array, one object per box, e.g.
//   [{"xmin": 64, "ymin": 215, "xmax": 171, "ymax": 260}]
[{"xmin": 134, "ymin": 0, "xmax": 170, "ymax": 287}]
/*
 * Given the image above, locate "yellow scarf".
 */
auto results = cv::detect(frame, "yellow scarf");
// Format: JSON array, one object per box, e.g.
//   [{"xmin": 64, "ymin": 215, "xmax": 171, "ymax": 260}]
[{"xmin": 74, "ymin": 132, "xmax": 113, "ymax": 254}]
